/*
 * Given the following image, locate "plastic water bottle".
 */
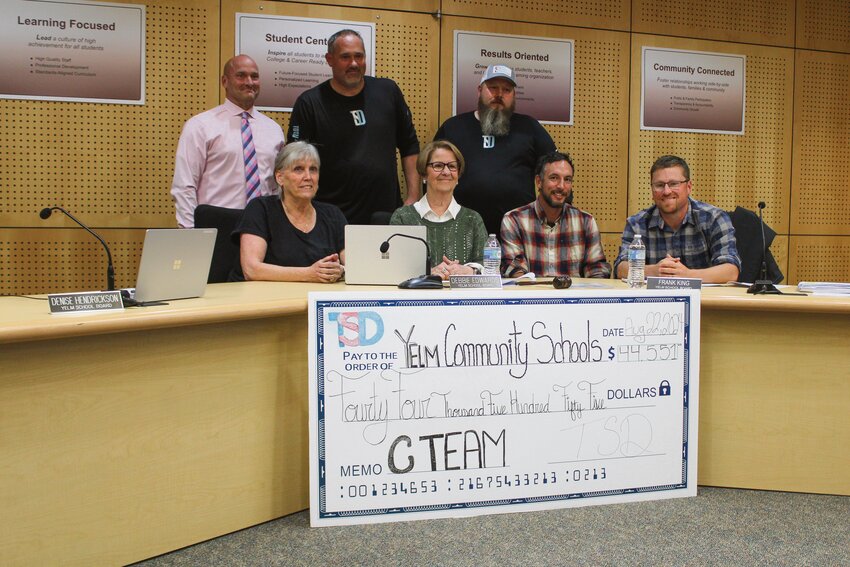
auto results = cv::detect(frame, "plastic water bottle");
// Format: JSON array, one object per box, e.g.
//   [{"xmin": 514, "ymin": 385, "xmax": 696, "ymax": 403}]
[
  {"xmin": 627, "ymin": 234, "xmax": 646, "ymax": 288},
  {"xmin": 483, "ymin": 234, "xmax": 501, "ymax": 275}
]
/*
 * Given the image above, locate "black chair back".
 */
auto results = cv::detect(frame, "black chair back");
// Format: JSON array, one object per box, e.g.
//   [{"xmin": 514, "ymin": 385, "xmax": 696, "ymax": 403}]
[
  {"xmin": 194, "ymin": 205, "xmax": 243, "ymax": 283},
  {"xmin": 370, "ymin": 211, "xmax": 393, "ymax": 225},
  {"xmin": 729, "ymin": 206, "xmax": 783, "ymax": 283}
]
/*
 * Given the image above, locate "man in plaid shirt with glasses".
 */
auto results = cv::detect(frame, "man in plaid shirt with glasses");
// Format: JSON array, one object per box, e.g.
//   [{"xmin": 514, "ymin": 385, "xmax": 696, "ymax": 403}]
[
  {"xmin": 614, "ymin": 155, "xmax": 740, "ymax": 284},
  {"xmin": 500, "ymin": 151, "xmax": 611, "ymax": 279}
]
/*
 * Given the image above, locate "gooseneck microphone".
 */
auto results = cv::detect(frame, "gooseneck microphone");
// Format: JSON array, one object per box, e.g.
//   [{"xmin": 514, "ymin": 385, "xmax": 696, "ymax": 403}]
[
  {"xmin": 40, "ymin": 206, "xmax": 116, "ymax": 291},
  {"xmin": 747, "ymin": 201, "xmax": 780, "ymax": 295},
  {"xmin": 380, "ymin": 233, "xmax": 432, "ymax": 274}
]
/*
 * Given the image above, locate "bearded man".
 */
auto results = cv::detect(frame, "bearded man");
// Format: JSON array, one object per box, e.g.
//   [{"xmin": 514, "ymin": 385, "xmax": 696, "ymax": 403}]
[
  {"xmin": 434, "ymin": 64, "xmax": 556, "ymax": 235},
  {"xmin": 501, "ymin": 151, "xmax": 610, "ymax": 278}
]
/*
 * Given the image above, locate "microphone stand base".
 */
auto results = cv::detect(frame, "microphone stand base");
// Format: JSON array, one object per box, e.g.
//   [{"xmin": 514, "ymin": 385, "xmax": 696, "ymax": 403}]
[{"xmin": 747, "ymin": 280, "xmax": 781, "ymax": 294}]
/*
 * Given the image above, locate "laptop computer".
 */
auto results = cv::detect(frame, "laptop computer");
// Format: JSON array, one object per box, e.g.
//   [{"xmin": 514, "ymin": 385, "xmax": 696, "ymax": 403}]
[
  {"xmin": 133, "ymin": 228, "xmax": 217, "ymax": 303},
  {"xmin": 344, "ymin": 225, "xmax": 428, "ymax": 285}
]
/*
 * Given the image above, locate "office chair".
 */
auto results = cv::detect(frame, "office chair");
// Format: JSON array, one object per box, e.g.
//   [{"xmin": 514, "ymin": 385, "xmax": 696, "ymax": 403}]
[
  {"xmin": 729, "ymin": 206, "xmax": 783, "ymax": 284},
  {"xmin": 194, "ymin": 204, "xmax": 243, "ymax": 283},
  {"xmin": 370, "ymin": 211, "xmax": 393, "ymax": 225}
]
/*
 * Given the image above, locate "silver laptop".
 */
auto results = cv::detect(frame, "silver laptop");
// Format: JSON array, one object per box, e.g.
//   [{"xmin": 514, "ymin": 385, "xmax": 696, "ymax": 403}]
[
  {"xmin": 344, "ymin": 225, "xmax": 428, "ymax": 285},
  {"xmin": 133, "ymin": 228, "xmax": 217, "ymax": 302}
]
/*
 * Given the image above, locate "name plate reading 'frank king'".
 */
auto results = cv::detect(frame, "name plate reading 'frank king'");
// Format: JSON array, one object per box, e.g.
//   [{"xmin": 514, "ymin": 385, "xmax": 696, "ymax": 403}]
[{"xmin": 308, "ymin": 290, "xmax": 700, "ymax": 526}]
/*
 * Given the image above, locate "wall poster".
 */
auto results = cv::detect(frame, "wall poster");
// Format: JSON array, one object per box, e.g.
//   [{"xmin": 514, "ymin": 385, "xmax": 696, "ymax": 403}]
[
  {"xmin": 236, "ymin": 14, "xmax": 375, "ymax": 112},
  {"xmin": 0, "ymin": 0, "xmax": 144, "ymax": 104},
  {"xmin": 453, "ymin": 30, "xmax": 573, "ymax": 125},
  {"xmin": 641, "ymin": 47, "xmax": 745, "ymax": 135}
]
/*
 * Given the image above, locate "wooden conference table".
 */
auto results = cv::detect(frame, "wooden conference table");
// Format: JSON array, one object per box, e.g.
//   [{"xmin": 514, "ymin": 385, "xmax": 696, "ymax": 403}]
[{"xmin": 1, "ymin": 281, "xmax": 848, "ymax": 566}]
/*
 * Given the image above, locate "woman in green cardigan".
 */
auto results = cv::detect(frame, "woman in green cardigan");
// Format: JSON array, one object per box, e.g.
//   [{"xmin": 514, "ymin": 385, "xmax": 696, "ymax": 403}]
[{"xmin": 390, "ymin": 140, "xmax": 488, "ymax": 280}]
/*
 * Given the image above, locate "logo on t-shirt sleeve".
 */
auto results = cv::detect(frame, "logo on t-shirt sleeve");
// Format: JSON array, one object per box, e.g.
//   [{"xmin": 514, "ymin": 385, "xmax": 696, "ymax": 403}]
[
  {"xmin": 291, "ymin": 125, "xmax": 300, "ymax": 139},
  {"xmin": 350, "ymin": 110, "xmax": 366, "ymax": 126},
  {"xmin": 482, "ymin": 135, "xmax": 495, "ymax": 149}
]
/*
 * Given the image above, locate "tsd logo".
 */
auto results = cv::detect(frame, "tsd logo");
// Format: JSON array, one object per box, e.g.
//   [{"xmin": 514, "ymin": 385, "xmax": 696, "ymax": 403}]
[
  {"xmin": 350, "ymin": 110, "xmax": 366, "ymax": 126},
  {"xmin": 482, "ymin": 135, "xmax": 495, "ymax": 149},
  {"xmin": 328, "ymin": 311, "xmax": 384, "ymax": 347}
]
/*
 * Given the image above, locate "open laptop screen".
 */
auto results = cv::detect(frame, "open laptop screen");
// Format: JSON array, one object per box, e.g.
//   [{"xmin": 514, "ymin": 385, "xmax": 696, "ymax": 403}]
[{"xmin": 134, "ymin": 228, "xmax": 216, "ymax": 302}]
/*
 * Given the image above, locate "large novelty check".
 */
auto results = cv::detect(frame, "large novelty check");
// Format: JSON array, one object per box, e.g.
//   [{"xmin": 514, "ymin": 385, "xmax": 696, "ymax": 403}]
[{"xmin": 309, "ymin": 290, "xmax": 700, "ymax": 525}]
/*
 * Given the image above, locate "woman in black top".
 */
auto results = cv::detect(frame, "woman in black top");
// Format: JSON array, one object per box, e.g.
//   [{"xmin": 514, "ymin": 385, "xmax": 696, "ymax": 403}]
[{"xmin": 230, "ymin": 141, "xmax": 346, "ymax": 282}]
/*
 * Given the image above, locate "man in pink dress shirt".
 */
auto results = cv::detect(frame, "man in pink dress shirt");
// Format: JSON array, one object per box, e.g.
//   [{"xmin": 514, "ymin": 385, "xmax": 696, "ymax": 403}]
[{"xmin": 171, "ymin": 55, "xmax": 285, "ymax": 228}]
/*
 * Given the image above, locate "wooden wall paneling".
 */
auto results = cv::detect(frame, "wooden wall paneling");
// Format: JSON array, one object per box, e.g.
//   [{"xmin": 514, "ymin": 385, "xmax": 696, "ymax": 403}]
[
  {"xmin": 628, "ymin": 36, "xmax": 794, "ymax": 236},
  {"xmin": 441, "ymin": 0, "xmax": 630, "ymax": 32},
  {"xmin": 0, "ymin": 0, "xmax": 220, "ymax": 295},
  {"xmin": 787, "ymin": 236, "xmax": 850, "ymax": 284},
  {"xmin": 632, "ymin": 0, "xmax": 795, "ymax": 47},
  {"xmin": 0, "ymin": 228, "xmax": 146, "ymax": 295},
  {"xmin": 790, "ymin": 50, "xmax": 850, "ymax": 235},
  {"xmin": 771, "ymin": 234, "xmax": 790, "ymax": 284},
  {"xmin": 0, "ymin": 0, "xmax": 219, "ymax": 229},
  {"xmin": 221, "ymin": 1, "xmax": 440, "ymax": 201},
  {"xmin": 286, "ymin": 0, "xmax": 438, "ymax": 11},
  {"xmin": 438, "ymin": 16, "xmax": 630, "ymax": 234},
  {"xmin": 796, "ymin": 0, "xmax": 850, "ymax": 53},
  {"xmin": 601, "ymin": 233, "xmax": 624, "ymax": 271}
]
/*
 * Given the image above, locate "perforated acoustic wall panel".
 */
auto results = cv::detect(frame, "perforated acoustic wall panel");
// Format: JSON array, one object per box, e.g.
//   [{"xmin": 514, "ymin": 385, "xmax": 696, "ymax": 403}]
[
  {"xmin": 372, "ymin": 13, "xmax": 439, "ymax": 165},
  {"xmin": 443, "ymin": 0, "xmax": 630, "ymax": 32},
  {"xmin": 560, "ymin": 30, "xmax": 630, "ymax": 233},
  {"xmin": 628, "ymin": 36, "xmax": 794, "ymax": 237},
  {"xmin": 4, "ymin": 0, "xmax": 850, "ymax": 294},
  {"xmin": 439, "ymin": 16, "xmax": 630, "ymax": 234},
  {"xmin": 1, "ymin": 0, "xmax": 219, "ymax": 295},
  {"xmin": 788, "ymin": 236, "xmax": 850, "ymax": 283},
  {"xmin": 632, "ymin": 0, "xmax": 795, "ymax": 47},
  {"xmin": 290, "ymin": 0, "xmax": 436, "ymax": 11},
  {"xmin": 1, "ymin": 229, "xmax": 144, "ymax": 295},
  {"xmin": 796, "ymin": 0, "xmax": 850, "ymax": 52},
  {"xmin": 0, "ymin": 1, "xmax": 218, "ymax": 227},
  {"xmin": 602, "ymin": 233, "xmax": 625, "ymax": 270},
  {"xmin": 791, "ymin": 50, "xmax": 850, "ymax": 235},
  {"xmin": 221, "ymin": 1, "xmax": 440, "ymax": 201}
]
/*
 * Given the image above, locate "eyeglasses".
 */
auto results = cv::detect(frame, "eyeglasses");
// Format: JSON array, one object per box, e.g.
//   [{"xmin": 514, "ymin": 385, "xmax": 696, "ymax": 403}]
[
  {"xmin": 427, "ymin": 161, "xmax": 459, "ymax": 173},
  {"xmin": 651, "ymin": 179, "xmax": 689, "ymax": 191}
]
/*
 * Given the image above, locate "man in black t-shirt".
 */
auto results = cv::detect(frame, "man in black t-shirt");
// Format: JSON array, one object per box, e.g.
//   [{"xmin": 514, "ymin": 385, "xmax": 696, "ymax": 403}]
[
  {"xmin": 288, "ymin": 29, "xmax": 420, "ymax": 225},
  {"xmin": 435, "ymin": 64, "xmax": 556, "ymax": 235}
]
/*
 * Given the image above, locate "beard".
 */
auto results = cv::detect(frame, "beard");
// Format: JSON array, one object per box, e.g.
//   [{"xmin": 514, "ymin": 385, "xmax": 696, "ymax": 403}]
[
  {"xmin": 541, "ymin": 188, "xmax": 569, "ymax": 211},
  {"xmin": 478, "ymin": 99, "xmax": 514, "ymax": 137}
]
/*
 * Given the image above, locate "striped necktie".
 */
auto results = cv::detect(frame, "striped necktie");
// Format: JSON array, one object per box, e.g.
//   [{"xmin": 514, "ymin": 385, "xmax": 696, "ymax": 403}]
[{"xmin": 241, "ymin": 111, "xmax": 261, "ymax": 201}]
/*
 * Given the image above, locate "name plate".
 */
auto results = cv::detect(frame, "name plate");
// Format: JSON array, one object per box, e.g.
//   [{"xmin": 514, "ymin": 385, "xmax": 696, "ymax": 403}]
[
  {"xmin": 309, "ymin": 289, "xmax": 700, "ymax": 526},
  {"xmin": 48, "ymin": 291, "xmax": 124, "ymax": 314},
  {"xmin": 449, "ymin": 274, "xmax": 503, "ymax": 289},
  {"xmin": 647, "ymin": 276, "xmax": 702, "ymax": 290}
]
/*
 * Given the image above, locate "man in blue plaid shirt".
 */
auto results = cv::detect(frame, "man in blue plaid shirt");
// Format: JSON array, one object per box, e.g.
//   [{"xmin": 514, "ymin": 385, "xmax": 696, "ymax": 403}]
[
  {"xmin": 500, "ymin": 151, "xmax": 611, "ymax": 278},
  {"xmin": 614, "ymin": 155, "xmax": 740, "ymax": 284}
]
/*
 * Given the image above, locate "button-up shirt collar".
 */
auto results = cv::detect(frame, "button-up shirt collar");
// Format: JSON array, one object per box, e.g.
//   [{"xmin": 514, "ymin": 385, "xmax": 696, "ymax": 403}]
[{"xmin": 413, "ymin": 194, "xmax": 462, "ymax": 223}]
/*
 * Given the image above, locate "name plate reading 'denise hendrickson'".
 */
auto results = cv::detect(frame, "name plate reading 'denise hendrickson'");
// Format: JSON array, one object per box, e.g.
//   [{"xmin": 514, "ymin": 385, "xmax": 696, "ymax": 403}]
[
  {"xmin": 48, "ymin": 290, "xmax": 124, "ymax": 314},
  {"xmin": 308, "ymin": 290, "xmax": 700, "ymax": 526}
]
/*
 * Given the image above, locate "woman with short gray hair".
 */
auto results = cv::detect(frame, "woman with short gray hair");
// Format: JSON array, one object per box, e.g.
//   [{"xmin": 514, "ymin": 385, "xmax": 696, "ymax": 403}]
[{"xmin": 230, "ymin": 141, "xmax": 347, "ymax": 282}]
